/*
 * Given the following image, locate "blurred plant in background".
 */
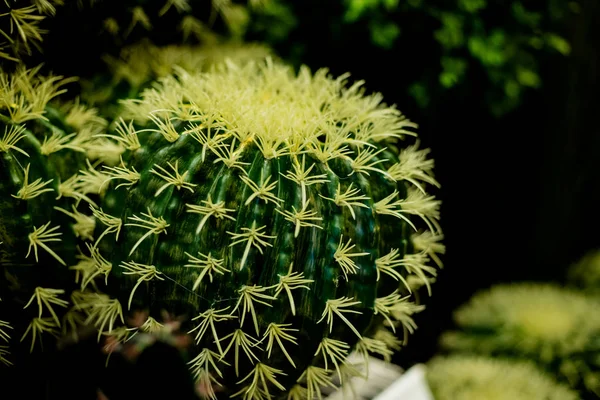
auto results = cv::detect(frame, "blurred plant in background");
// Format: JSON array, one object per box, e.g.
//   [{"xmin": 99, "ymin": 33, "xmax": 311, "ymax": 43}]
[
  {"xmin": 426, "ymin": 355, "xmax": 579, "ymax": 400},
  {"xmin": 440, "ymin": 283, "xmax": 600, "ymax": 397},
  {"xmin": 1, "ymin": 1, "xmax": 272, "ymax": 76},
  {"xmin": 246, "ymin": 0, "xmax": 576, "ymax": 116}
]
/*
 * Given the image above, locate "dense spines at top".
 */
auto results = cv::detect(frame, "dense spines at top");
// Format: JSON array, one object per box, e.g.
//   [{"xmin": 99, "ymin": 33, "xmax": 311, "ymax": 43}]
[{"xmin": 83, "ymin": 59, "xmax": 444, "ymax": 399}]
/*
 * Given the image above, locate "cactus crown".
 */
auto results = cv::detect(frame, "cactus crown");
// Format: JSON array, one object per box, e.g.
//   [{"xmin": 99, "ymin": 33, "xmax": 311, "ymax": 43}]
[{"xmin": 120, "ymin": 58, "xmax": 419, "ymax": 150}]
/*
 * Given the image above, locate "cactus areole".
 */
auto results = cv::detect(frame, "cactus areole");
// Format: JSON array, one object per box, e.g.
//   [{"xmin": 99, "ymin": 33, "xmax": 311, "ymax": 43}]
[{"xmin": 2, "ymin": 60, "xmax": 444, "ymax": 399}]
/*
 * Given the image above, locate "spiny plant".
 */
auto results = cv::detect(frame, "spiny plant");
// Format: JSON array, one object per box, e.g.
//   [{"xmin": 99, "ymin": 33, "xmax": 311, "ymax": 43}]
[
  {"xmin": 0, "ymin": 0, "xmax": 272, "ymax": 89},
  {"xmin": 0, "ymin": 64, "xmax": 113, "ymax": 368},
  {"xmin": 66, "ymin": 58, "xmax": 444, "ymax": 399},
  {"xmin": 102, "ymin": 39, "xmax": 273, "ymax": 92},
  {"xmin": 80, "ymin": 39, "xmax": 274, "ymax": 119},
  {"xmin": 0, "ymin": 0, "xmax": 66, "ymax": 63},
  {"xmin": 440, "ymin": 283, "xmax": 600, "ymax": 397},
  {"xmin": 426, "ymin": 355, "xmax": 579, "ymax": 400},
  {"xmin": 0, "ymin": 0, "xmax": 106, "ymax": 64}
]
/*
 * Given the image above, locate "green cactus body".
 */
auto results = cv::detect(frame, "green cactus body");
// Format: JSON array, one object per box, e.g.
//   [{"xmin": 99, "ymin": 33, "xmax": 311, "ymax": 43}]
[
  {"xmin": 81, "ymin": 59, "xmax": 443, "ymax": 399},
  {"xmin": 0, "ymin": 66, "xmax": 110, "ymax": 366}
]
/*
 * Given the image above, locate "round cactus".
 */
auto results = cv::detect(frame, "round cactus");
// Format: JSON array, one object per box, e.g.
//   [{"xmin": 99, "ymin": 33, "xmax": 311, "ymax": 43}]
[
  {"xmin": 74, "ymin": 58, "xmax": 444, "ymax": 399},
  {"xmin": 0, "ymin": 64, "xmax": 114, "ymax": 370},
  {"xmin": 426, "ymin": 355, "xmax": 579, "ymax": 400},
  {"xmin": 441, "ymin": 283, "xmax": 600, "ymax": 396}
]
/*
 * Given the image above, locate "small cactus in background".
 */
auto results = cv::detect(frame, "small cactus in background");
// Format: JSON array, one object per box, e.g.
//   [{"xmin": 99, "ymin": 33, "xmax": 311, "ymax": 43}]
[
  {"xmin": 440, "ymin": 283, "xmax": 600, "ymax": 396},
  {"xmin": 0, "ymin": 64, "xmax": 111, "ymax": 367},
  {"xmin": 64, "ymin": 58, "xmax": 444, "ymax": 399},
  {"xmin": 567, "ymin": 249, "xmax": 600, "ymax": 296},
  {"xmin": 101, "ymin": 40, "xmax": 273, "ymax": 91},
  {"xmin": 80, "ymin": 39, "xmax": 274, "ymax": 119},
  {"xmin": 426, "ymin": 355, "xmax": 579, "ymax": 400}
]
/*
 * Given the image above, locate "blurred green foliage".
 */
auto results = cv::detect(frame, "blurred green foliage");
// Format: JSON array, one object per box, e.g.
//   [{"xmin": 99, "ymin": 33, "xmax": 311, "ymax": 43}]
[
  {"xmin": 426, "ymin": 355, "xmax": 579, "ymax": 400},
  {"xmin": 246, "ymin": 0, "xmax": 577, "ymax": 116},
  {"xmin": 1, "ymin": 0, "xmax": 269, "ymax": 77}
]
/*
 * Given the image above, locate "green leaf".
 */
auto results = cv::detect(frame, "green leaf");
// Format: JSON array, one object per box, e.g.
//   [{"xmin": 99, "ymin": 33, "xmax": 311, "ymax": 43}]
[
  {"xmin": 369, "ymin": 22, "xmax": 400, "ymax": 49},
  {"xmin": 343, "ymin": 0, "xmax": 380, "ymax": 23},
  {"xmin": 434, "ymin": 13, "xmax": 465, "ymax": 49},
  {"xmin": 458, "ymin": 0, "xmax": 487, "ymax": 13},
  {"xmin": 382, "ymin": 0, "xmax": 399, "ymax": 10},
  {"xmin": 468, "ymin": 31, "xmax": 507, "ymax": 66},
  {"xmin": 528, "ymin": 36, "xmax": 544, "ymax": 50},
  {"xmin": 545, "ymin": 33, "xmax": 571, "ymax": 56},
  {"xmin": 408, "ymin": 82, "xmax": 430, "ymax": 109},
  {"xmin": 439, "ymin": 57, "xmax": 468, "ymax": 88},
  {"xmin": 439, "ymin": 72, "xmax": 458, "ymax": 88},
  {"xmin": 504, "ymin": 79, "xmax": 521, "ymax": 99},
  {"xmin": 516, "ymin": 67, "xmax": 541, "ymax": 88},
  {"xmin": 511, "ymin": 2, "xmax": 542, "ymax": 28}
]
